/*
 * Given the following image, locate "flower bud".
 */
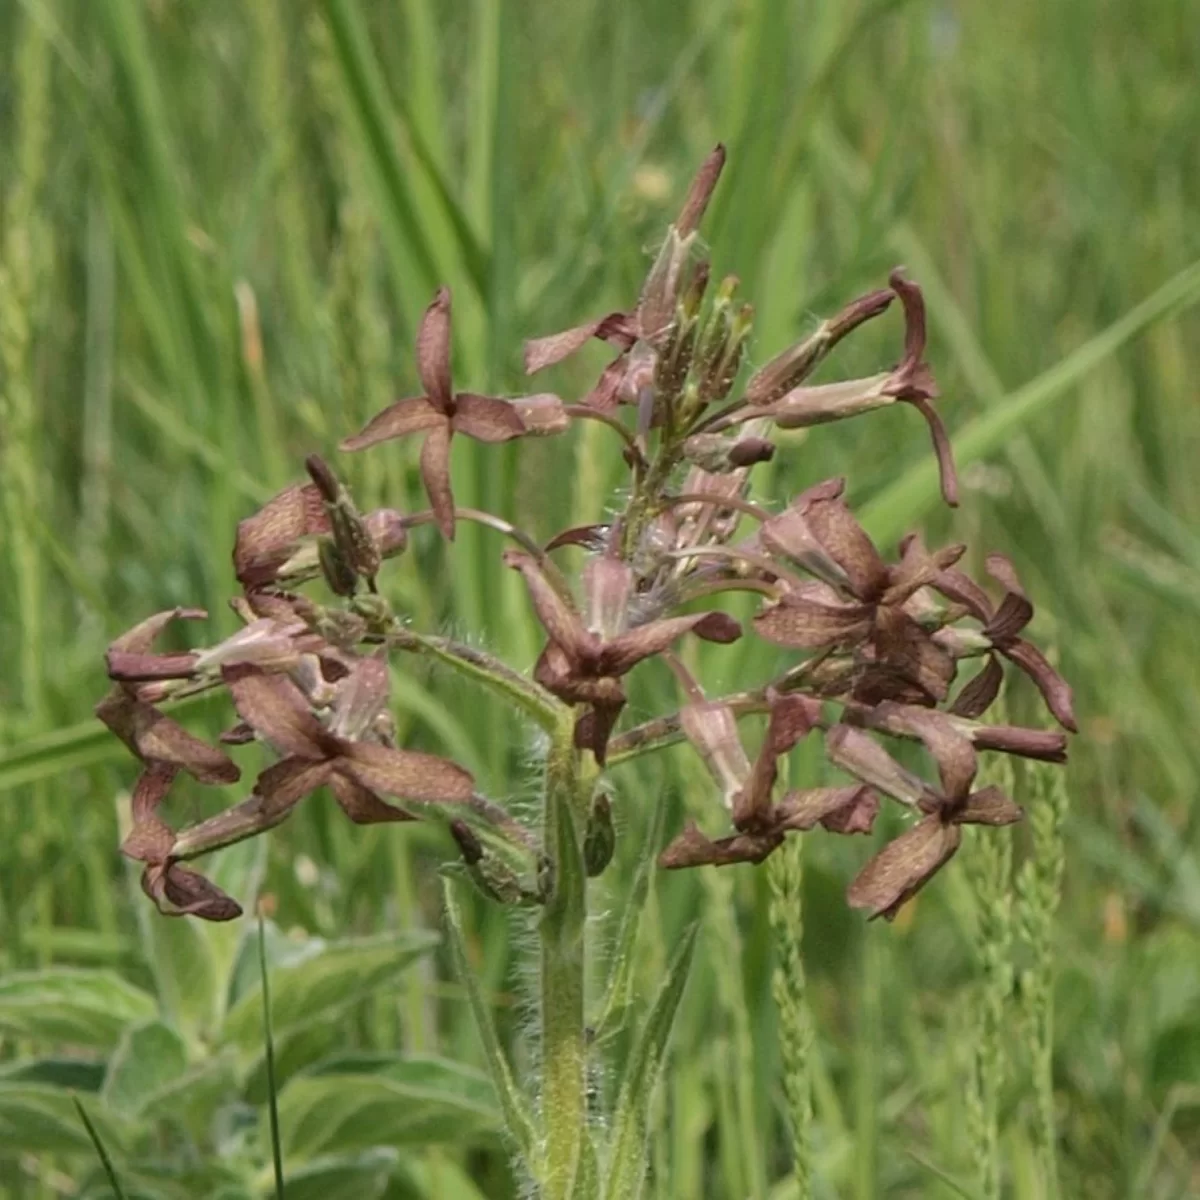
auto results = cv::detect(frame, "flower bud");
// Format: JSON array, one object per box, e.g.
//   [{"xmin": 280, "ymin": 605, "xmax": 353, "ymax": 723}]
[{"xmin": 584, "ymin": 793, "xmax": 616, "ymax": 877}]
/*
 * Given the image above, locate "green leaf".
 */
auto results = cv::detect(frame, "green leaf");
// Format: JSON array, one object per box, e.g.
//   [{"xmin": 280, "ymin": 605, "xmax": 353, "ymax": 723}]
[
  {"xmin": 593, "ymin": 800, "xmax": 666, "ymax": 1042},
  {"xmin": 260, "ymin": 1149, "xmax": 397, "ymax": 1200},
  {"xmin": 0, "ymin": 1057, "xmax": 106, "ymax": 1092},
  {"xmin": 0, "ymin": 1082, "xmax": 131, "ymax": 1154},
  {"xmin": 442, "ymin": 877, "xmax": 539, "ymax": 1171},
  {"xmin": 0, "ymin": 969, "xmax": 156, "ymax": 1050},
  {"xmin": 274, "ymin": 1060, "xmax": 500, "ymax": 1160},
  {"xmin": 603, "ymin": 924, "xmax": 700, "ymax": 1200},
  {"xmin": 219, "ymin": 931, "xmax": 438, "ymax": 1051},
  {"xmin": 102, "ymin": 1019, "xmax": 188, "ymax": 1118}
]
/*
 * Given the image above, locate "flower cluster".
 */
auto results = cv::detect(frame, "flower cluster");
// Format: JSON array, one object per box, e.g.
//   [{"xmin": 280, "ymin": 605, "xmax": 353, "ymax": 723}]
[{"xmin": 100, "ymin": 145, "xmax": 1073, "ymax": 922}]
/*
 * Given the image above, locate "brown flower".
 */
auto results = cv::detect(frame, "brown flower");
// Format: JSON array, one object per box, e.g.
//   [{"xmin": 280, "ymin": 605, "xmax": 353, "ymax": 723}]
[
  {"xmin": 504, "ymin": 549, "xmax": 740, "ymax": 762},
  {"xmin": 935, "ymin": 553, "xmax": 1077, "ymax": 731},
  {"xmin": 754, "ymin": 481, "xmax": 962, "ymax": 705},
  {"xmin": 828, "ymin": 720, "xmax": 1022, "ymax": 920},
  {"xmin": 341, "ymin": 287, "xmax": 538, "ymax": 540},
  {"xmin": 757, "ymin": 271, "xmax": 958, "ymax": 506},
  {"xmin": 522, "ymin": 146, "xmax": 726, "ymax": 411}
]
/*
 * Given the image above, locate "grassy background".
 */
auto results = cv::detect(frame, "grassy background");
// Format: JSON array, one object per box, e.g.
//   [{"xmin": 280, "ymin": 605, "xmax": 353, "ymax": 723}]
[{"xmin": 2, "ymin": 0, "xmax": 1200, "ymax": 1195}]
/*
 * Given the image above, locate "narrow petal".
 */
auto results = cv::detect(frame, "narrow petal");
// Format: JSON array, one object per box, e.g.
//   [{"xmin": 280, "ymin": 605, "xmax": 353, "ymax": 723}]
[
  {"xmin": 583, "ymin": 354, "xmax": 629, "ymax": 412},
  {"xmin": 131, "ymin": 704, "xmax": 241, "ymax": 785},
  {"xmin": 107, "ymin": 651, "xmax": 199, "ymax": 682},
  {"xmin": 339, "ymin": 396, "xmax": 443, "ymax": 452},
  {"xmin": 545, "ymin": 524, "xmax": 609, "ymax": 553},
  {"xmin": 600, "ymin": 612, "xmax": 741, "ymax": 676},
  {"xmin": 777, "ymin": 785, "xmax": 878, "ymax": 835},
  {"xmin": 882, "ymin": 539, "xmax": 967, "ymax": 607},
  {"xmin": 735, "ymin": 695, "xmax": 819, "ymax": 832},
  {"xmin": 906, "ymin": 395, "xmax": 959, "ymax": 507},
  {"xmin": 338, "ymin": 741, "xmax": 474, "ymax": 803},
  {"xmin": 949, "ymin": 654, "xmax": 1005, "ymax": 719},
  {"xmin": 674, "ymin": 144, "xmax": 726, "ymax": 236},
  {"xmin": 330, "ymin": 769, "xmax": 416, "ymax": 824},
  {"xmin": 933, "ymin": 566, "xmax": 994, "ymax": 622},
  {"xmin": 111, "ymin": 608, "xmax": 208, "ymax": 655},
  {"xmin": 869, "ymin": 606, "xmax": 956, "ymax": 703},
  {"xmin": 417, "ymin": 286, "xmax": 454, "ymax": 415},
  {"xmin": 753, "ymin": 596, "xmax": 873, "ymax": 650},
  {"xmin": 253, "ymin": 756, "xmax": 335, "ymax": 812},
  {"xmin": 659, "ymin": 820, "xmax": 783, "ymax": 869},
  {"xmin": 803, "ymin": 492, "xmax": 889, "ymax": 600},
  {"xmin": 420, "ymin": 424, "xmax": 457, "ymax": 540},
  {"xmin": 968, "ymin": 723, "xmax": 1068, "ymax": 763},
  {"xmin": 223, "ymin": 664, "xmax": 330, "ymax": 759},
  {"xmin": 504, "ymin": 550, "xmax": 592, "ymax": 662},
  {"xmin": 1003, "ymin": 639, "xmax": 1078, "ymax": 732},
  {"xmin": 888, "ymin": 269, "xmax": 929, "ymax": 369},
  {"xmin": 825, "ymin": 724, "xmax": 930, "ymax": 808},
  {"xmin": 523, "ymin": 312, "xmax": 635, "ymax": 374},
  {"xmin": 846, "ymin": 816, "xmax": 961, "ymax": 920},
  {"xmin": 120, "ymin": 764, "xmax": 179, "ymax": 863},
  {"xmin": 955, "ymin": 785, "xmax": 1023, "ymax": 827},
  {"xmin": 454, "ymin": 393, "xmax": 528, "ymax": 443},
  {"xmin": 983, "ymin": 554, "xmax": 1035, "ymax": 641},
  {"xmin": 574, "ymin": 699, "xmax": 626, "ymax": 765}
]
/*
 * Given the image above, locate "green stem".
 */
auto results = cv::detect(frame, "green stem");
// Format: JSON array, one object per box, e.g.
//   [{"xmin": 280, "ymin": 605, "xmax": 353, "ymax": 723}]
[{"xmin": 539, "ymin": 716, "xmax": 590, "ymax": 1198}]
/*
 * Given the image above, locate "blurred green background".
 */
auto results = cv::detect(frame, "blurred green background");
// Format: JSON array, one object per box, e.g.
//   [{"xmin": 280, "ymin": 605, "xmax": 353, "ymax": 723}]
[{"xmin": 2, "ymin": 0, "xmax": 1199, "ymax": 1196}]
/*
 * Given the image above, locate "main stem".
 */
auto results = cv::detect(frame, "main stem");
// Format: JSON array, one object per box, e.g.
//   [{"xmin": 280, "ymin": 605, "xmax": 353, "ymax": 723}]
[{"xmin": 540, "ymin": 717, "xmax": 589, "ymax": 1198}]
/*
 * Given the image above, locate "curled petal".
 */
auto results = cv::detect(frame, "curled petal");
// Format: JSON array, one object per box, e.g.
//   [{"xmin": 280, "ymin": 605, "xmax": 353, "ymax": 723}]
[
  {"xmin": 504, "ymin": 551, "xmax": 591, "ymax": 663},
  {"xmin": 847, "ymin": 815, "xmax": 961, "ymax": 920},
  {"xmin": 545, "ymin": 524, "xmax": 609, "ymax": 553},
  {"xmin": 906, "ymin": 395, "xmax": 959, "ymax": 508},
  {"xmin": 253, "ymin": 756, "xmax": 336, "ymax": 812},
  {"xmin": 107, "ymin": 651, "xmax": 199, "ymax": 682},
  {"xmin": 111, "ymin": 608, "xmax": 208, "ymax": 656},
  {"xmin": 802, "ymin": 492, "xmax": 889, "ymax": 601},
  {"xmin": 777, "ymin": 785, "xmax": 878, "ymax": 835},
  {"xmin": 658, "ymin": 820, "xmax": 783, "ymax": 869},
  {"xmin": 674, "ymin": 143, "xmax": 726, "ymax": 237},
  {"xmin": 600, "ymin": 611, "xmax": 741, "ymax": 677},
  {"xmin": 825, "ymin": 724, "xmax": 930, "ymax": 808},
  {"xmin": 1003, "ymin": 639, "xmax": 1078, "ymax": 732},
  {"xmin": 118, "ymin": 699, "xmax": 240, "ymax": 785},
  {"xmin": 234, "ymin": 484, "xmax": 329, "ymax": 589},
  {"xmin": 338, "ymin": 741, "xmax": 474, "ymax": 804},
  {"xmin": 223, "ymin": 664, "xmax": 330, "ymax": 759},
  {"xmin": 983, "ymin": 554, "xmax": 1035, "ymax": 642},
  {"xmin": 453, "ymin": 394, "xmax": 528, "ymax": 443},
  {"xmin": 949, "ymin": 654, "xmax": 1005, "ymax": 719},
  {"xmin": 419, "ymin": 424, "xmax": 457, "ymax": 541},
  {"xmin": 883, "ymin": 539, "xmax": 967, "ymax": 607},
  {"xmin": 888, "ymin": 269, "xmax": 929, "ymax": 373},
  {"xmin": 330, "ymin": 770, "xmax": 415, "ymax": 824},
  {"xmin": 933, "ymin": 566, "xmax": 993, "ymax": 623},
  {"xmin": 417, "ymin": 287, "xmax": 454, "ymax": 415},
  {"xmin": 142, "ymin": 862, "xmax": 242, "ymax": 922},
  {"xmin": 955, "ymin": 785, "xmax": 1023, "ymax": 827},
  {"xmin": 735, "ymin": 695, "xmax": 820, "ymax": 833},
  {"xmin": 584, "ymin": 355, "xmax": 631, "ymax": 412},
  {"xmin": 573, "ymin": 699, "xmax": 626, "ymax": 765},
  {"xmin": 523, "ymin": 312, "xmax": 636, "ymax": 374},
  {"xmin": 339, "ymin": 396, "xmax": 443, "ymax": 452},
  {"xmin": 968, "ymin": 723, "xmax": 1068, "ymax": 763},
  {"xmin": 869, "ymin": 606, "xmax": 956, "ymax": 703},
  {"xmin": 120, "ymin": 764, "xmax": 179, "ymax": 863}
]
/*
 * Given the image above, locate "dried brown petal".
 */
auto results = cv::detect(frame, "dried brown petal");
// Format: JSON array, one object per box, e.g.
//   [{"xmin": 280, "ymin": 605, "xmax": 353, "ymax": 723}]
[
  {"xmin": 776, "ymin": 784, "xmax": 878, "ymax": 834},
  {"xmin": 330, "ymin": 770, "xmax": 415, "ymax": 824},
  {"xmin": 882, "ymin": 539, "xmax": 967, "ymax": 607},
  {"xmin": 120, "ymin": 764, "xmax": 179, "ymax": 863},
  {"xmin": 142, "ymin": 862, "xmax": 242, "ymax": 922},
  {"xmin": 934, "ymin": 566, "xmax": 993, "ymax": 622},
  {"xmin": 453, "ymin": 393, "xmax": 528, "ymax": 443},
  {"xmin": 523, "ymin": 312, "xmax": 636, "ymax": 374},
  {"xmin": 968, "ymin": 723, "xmax": 1068, "ymax": 763},
  {"xmin": 106, "ymin": 651, "xmax": 199, "ymax": 682},
  {"xmin": 825, "ymin": 724, "xmax": 930, "ymax": 808},
  {"xmin": 340, "ymin": 396, "xmax": 444, "ymax": 452},
  {"xmin": 754, "ymin": 594, "xmax": 873, "ymax": 650},
  {"xmin": 326, "ymin": 652, "xmax": 391, "ymax": 741},
  {"xmin": 1003, "ymin": 638, "xmax": 1078, "ymax": 732},
  {"xmin": 130, "ymin": 703, "xmax": 241, "ymax": 785},
  {"xmin": 545, "ymin": 524, "xmax": 609, "ymax": 553},
  {"xmin": 111, "ymin": 608, "xmax": 208, "ymax": 655},
  {"xmin": 582, "ymin": 556, "xmax": 634, "ymax": 640},
  {"xmin": 573, "ymin": 697, "xmax": 626, "ymax": 765},
  {"xmin": 505, "ymin": 551, "xmax": 591, "ymax": 662},
  {"xmin": 338, "ymin": 741, "xmax": 474, "ymax": 803},
  {"xmin": 734, "ymin": 695, "xmax": 819, "ymax": 833},
  {"xmin": 420, "ymin": 423, "xmax": 457, "ymax": 541},
  {"xmin": 869, "ymin": 606, "xmax": 956, "ymax": 703},
  {"xmin": 955, "ymin": 785, "xmax": 1023, "ymax": 826},
  {"xmin": 907, "ymin": 395, "xmax": 959, "ymax": 508},
  {"xmin": 681, "ymin": 702, "xmax": 752, "ymax": 806},
  {"xmin": 674, "ymin": 144, "xmax": 726, "ymax": 237},
  {"xmin": 949, "ymin": 654, "xmax": 1005, "ymax": 719},
  {"xmin": 846, "ymin": 816, "xmax": 961, "ymax": 920},
  {"xmin": 600, "ymin": 611, "xmax": 740, "ymax": 676},
  {"xmin": 983, "ymin": 554, "xmax": 1034, "ymax": 641},
  {"xmin": 803, "ymin": 492, "xmax": 889, "ymax": 600},
  {"xmin": 418, "ymin": 286, "xmax": 455, "ymax": 415},
  {"xmin": 658, "ymin": 820, "xmax": 783, "ymax": 869},
  {"xmin": 223, "ymin": 664, "xmax": 330, "ymax": 760},
  {"xmin": 254, "ymin": 756, "xmax": 335, "ymax": 812}
]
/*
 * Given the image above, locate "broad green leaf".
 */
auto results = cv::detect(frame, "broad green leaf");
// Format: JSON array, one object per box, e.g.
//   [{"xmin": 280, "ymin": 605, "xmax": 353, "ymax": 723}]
[
  {"xmin": 442, "ymin": 878, "xmax": 539, "ymax": 1171},
  {"xmin": 603, "ymin": 925, "xmax": 700, "ymax": 1200},
  {"xmin": 0, "ymin": 969, "xmax": 156, "ymax": 1050},
  {"xmin": 136, "ymin": 1053, "xmax": 242, "ymax": 1144},
  {"xmin": 102, "ymin": 1019, "xmax": 188, "ymax": 1118},
  {"xmin": 219, "ymin": 931, "xmax": 438, "ymax": 1051},
  {"xmin": 257, "ymin": 1149, "xmax": 397, "ymax": 1200},
  {"xmin": 274, "ymin": 1059, "xmax": 500, "ymax": 1160},
  {"xmin": 0, "ymin": 1057, "xmax": 106, "ymax": 1092},
  {"xmin": 0, "ymin": 1082, "xmax": 131, "ymax": 1154},
  {"xmin": 241, "ymin": 1024, "xmax": 343, "ymax": 1104}
]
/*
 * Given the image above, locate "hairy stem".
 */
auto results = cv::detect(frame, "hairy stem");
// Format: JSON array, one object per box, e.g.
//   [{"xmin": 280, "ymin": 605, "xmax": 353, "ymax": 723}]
[{"xmin": 539, "ymin": 716, "xmax": 590, "ymax": 1198}]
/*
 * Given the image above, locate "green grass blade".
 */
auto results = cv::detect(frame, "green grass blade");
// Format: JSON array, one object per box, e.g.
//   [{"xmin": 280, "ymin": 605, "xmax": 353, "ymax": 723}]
[
  {"xmin": 602, "ymin": 923, "xmax": 699, "ymax": 1200},
  {"xmin": 259, "ymin": 914, "xmax": 286, "ymax": 1200},
  {"xmin": 72, "ymin": 1094, "xmax": 128, "ymax": 1199}
]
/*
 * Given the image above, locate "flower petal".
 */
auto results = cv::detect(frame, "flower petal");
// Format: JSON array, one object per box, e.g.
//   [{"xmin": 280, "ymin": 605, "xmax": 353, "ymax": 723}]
[
  {"xmin": 504, "ymin": 550, "xmax": 591, "ymax": 663},
  {"xmin": 417, "ymin": 286, "xmax": 454, "ymax": 415},
  {"xmin": 777, "ymin": 785, "xmax": 878, "ymax": 834},
  {"xmin": 523, "ymin": 313, "xmax": 636, "ymax": 374},
  {"xmin": 825, "ymin": 724, "xmax": 930, "ymax": 808},
  {"xmin": 512, "ymin": 392, "xmax": 569, "ymax": 435},
  {"xmin": 968, "ymin": 723, "xmax": 1068, "ymax": 763},
  {"xmin": 933, "ymin": 566, "xmax": 994, "ymax": 623},
  {"xmin": 339, "ymin": 396, "xmax": 443, "ymax": 452},
  {"xmin": 338, "ymin": 741, "xmax": 474, "ymax": 803},
  {"xmin": 802, "ymin": 491, "xmax": 889, "ymax": 601},
  {"xmin": 453, "ymin": 393, "xmax": 528, "ymax": 443},
  {"xmin": 142, "ymin": 862, "xmax": 242, "ymax": 922},
  {"xmin": 949, "ymin": 654, "xmax": 1005, "ymax": 719},
  {"xmin": 110, "ymin": 608, "xmax": 208, "ymax": 655},
  {"xmin": 658, "ymin": 820, "xmax": 784, "ymax": 869},
  {"xmin": 120, "ymin": 764, "xmax": 179, "ymax": 863},
  {"xmin": 1003, "ymin": 639, "xmax": 1078, "ymax": 732},
  {"xmin": 954, "ymin": 785, "xmax": 1023, "ymax": 826},
  {"xmin": 600, "ymin": 612, "xmax": 741, "ymax": 676},
  {"xmin": 983, "ymin": 554, "xmax": 1035, "ymax": 642},
  {"xmin": 420, "ymin": 423, "xmax": 457, "ymax": 541},
  {"xmin": 846, "ymin": 816, "xmax": 961, "ymax": 920},
  {"xmin": 906, "ymin": 395, "xmax": 959, "ymax": 508},
  {"xmin": 223, "ymin": 664, "xmax": 330, "ymax": 759},
  {"xmin": 233, "ymin": 483, "xmax": 330, "ymax": 590},
  {"xmin": 330, "ymin": 769, "xmax": 416, "ymax": 824},
  {"xmin": 753, "ymin": 596, "xmax": 873, "ymax": 650}
]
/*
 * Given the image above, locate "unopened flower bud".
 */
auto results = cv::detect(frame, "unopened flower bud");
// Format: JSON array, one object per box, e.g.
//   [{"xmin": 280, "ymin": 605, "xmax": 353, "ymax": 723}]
[
  {"xmin": 318, "ymin": 537, "xmax": 357, "ymax": 596},
  {"xmin": 584, "ymin": 793, "xmax": 616, "ymax": 877}
]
